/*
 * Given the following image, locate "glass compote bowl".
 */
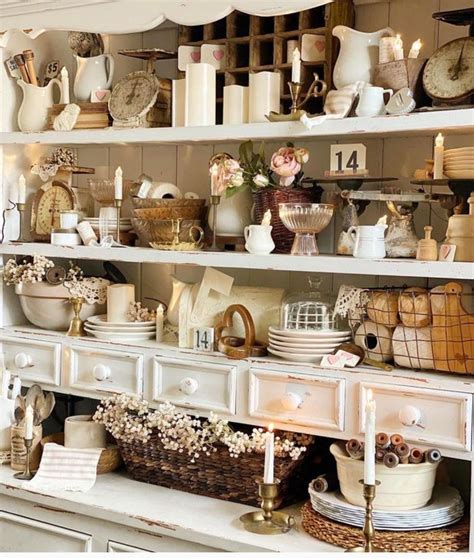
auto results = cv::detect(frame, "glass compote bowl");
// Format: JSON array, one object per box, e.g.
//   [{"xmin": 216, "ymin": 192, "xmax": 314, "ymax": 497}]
[{"xmin": 279, "ymin": 203, "xmax": 334, "ymax": 255}]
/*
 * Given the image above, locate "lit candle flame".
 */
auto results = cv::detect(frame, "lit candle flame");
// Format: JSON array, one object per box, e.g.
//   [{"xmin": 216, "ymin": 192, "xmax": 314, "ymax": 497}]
[
  {"xmin": 412, "ymin": 39, "xmax": 422, "ymax": 51},
  {"xmin": 395, "ymin": 34, "xmax": 403, "ymax": 47},
  {"xmin": 268, "ymin": 423, "xmax": 274, "ymax": 433},
  {"xmin": 435, "ymin": 132, "xmax": 444, "ymax": 147}
]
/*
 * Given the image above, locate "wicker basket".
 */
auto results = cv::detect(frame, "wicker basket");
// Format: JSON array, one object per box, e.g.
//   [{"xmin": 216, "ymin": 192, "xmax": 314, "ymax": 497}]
[
  {"xmin": 118, "ymin": 430, "xmax": 318, "ymax": 507},
  {"xmin": 253, "ymin": 187, "xmax": 322, "ymax": 253},
  {"xmin": 131, "ymin": 197, "xmax": 206, "ymax": 209},
  {"xmin": 133, "ymin": 206, "xmax": 207, "ymax": 220}
]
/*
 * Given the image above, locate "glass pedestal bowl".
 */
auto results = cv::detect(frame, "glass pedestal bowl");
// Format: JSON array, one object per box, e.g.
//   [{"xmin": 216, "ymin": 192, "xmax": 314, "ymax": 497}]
[{"xmin": 279, "ymin": 203, "xmax": 334, "ymax": 255}]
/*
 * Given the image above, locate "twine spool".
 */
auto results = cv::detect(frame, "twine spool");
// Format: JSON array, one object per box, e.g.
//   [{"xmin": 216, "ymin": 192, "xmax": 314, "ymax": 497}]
[
  {"xmin": 354, "ymin": 321, "xmax": 393, "ymax": 362},
  {"xmin": 11, "ymin": 424, "xmax": 42, "ymax": 471}
]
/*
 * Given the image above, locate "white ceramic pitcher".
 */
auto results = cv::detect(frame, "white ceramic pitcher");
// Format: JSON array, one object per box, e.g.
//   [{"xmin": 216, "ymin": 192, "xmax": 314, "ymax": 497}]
[
  {"xmin": 332, "ymin": 26, "xmax": 394, "ymax": 89},
  {"xmin": 0, "ymin": 397, "xmax": 15, "ymax": 451},
  {"xmin": 244, "ymin": 224, "xmax": 275, "ymax": 255},
  {"xmin": 73, "ymin": 54, "xmax": 114, "ymax": 102},
  {"xmin": 356, "ymin": 86, "xmax": 393, "ymax": 117},
  {"xmin": 348, "ymin": 224, "xmax": 387, "ymax": 259},
  {"xmin": 17, "ymin": 78, "xmax": 62, "ymax": 132}
]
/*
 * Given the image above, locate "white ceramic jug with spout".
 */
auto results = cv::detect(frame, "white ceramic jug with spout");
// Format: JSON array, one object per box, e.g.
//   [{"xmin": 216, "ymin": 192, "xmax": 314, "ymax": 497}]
[
  {"xmin": 348, "ymin": 224, "xmax": 387, "ymax": 259},
  {"xmin": 74, "ymin": 54, "xmax": 114, "ymax": 102},
  {"xmin": 332, "ymin": 26, "xmax": 394, "ymax": 89},
  {"xmin": 356, "ymin": 86, "xmax": 393, "ymax": 117},
  {"xmin": 17, "ymin": 78, "xmax": 62, "ymax": 132},
  {"xmin": 244, "ymin": 224, "xmax": 275, "ymax": 255}
]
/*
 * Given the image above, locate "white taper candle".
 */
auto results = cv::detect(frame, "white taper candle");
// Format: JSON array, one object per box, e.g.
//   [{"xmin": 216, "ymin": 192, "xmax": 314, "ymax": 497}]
[
  {"xmin": 263, "ymin": 423, "xmax": 274, "ymax": 484},
  {"xmin": 364, "ymin": 390, "xmax": 376, "ymax": 485},
  {"xmin": 18, "ymin": 174, "xmax": 26, "ymax": 204},
  {"xmin": 114, "ymin": 166, "xmax": 123, "ymax": 200},
  {"xmin": 433, "ymin": 132, "xmax": 444, "ymax": 181},
  {"xmin": 291, "ymin": 47, "xmax": 301, "ymax": 83},
  {"xmin": 25, "ymin": 405, "xmax": 34, "ymax": 439}
]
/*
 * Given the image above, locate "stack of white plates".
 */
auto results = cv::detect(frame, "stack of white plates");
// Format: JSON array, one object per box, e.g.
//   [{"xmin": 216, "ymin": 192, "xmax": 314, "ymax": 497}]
[
  {"xmin": 444, "ymin": 147, "xmax": 474, "ymax": 179},
  {"xmin": 85, "ymin": 314, "xmax": 155, "ymax": 341},
  {"xmin": 267, "ymin": 326, "xmax": 351, "ymax": 363},
  {"xmin": 309, "ymin": 485, "xmax": 464, "ymax": 531},
  {"xmin": 84, "ymin": 217, "xmax": 133, "ymax": 232}
]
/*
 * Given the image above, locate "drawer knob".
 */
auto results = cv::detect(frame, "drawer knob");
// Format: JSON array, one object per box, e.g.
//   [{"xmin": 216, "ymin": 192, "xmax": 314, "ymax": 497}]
[
  {"xmin": 93, "ymin": 364, "xmax": 111, "ymax": 381},
  {"xmin": 14, "ymin": 353, "xmax": 33, "ymax": 369},
  {"xmin": 281, "ymin": 392, "xmax": 302, "ymax": 411},
  {"xmin": 398, "ymin": 405, "xmax": 422, "ymax": 427},
  {"xmin": 179, "ymin": 377, "xmax": 199, "ymax": 395}
]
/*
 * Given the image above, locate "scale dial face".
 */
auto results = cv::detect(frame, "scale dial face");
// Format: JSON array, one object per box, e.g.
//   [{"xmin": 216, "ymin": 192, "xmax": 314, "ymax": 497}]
[
  {"xmin": 31, "ymin": 180, "xmax": 75, "ymax": 239},
  {"xmin": 423, "ymin": 37, "xmax": 474, "ymax": 101},
  {"xmin": 109, "ymin": 71, "xmax": 160, "ymax": 122}
]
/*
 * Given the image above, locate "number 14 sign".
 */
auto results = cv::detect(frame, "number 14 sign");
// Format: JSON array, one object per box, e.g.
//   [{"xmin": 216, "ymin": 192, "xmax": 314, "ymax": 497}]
[{"xmin": 330, "ymin": 143, "xmax": 367, "ymax": 176}]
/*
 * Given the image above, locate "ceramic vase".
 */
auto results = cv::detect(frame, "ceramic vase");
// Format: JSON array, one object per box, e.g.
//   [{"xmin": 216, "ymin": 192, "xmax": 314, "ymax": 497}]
[
  {"xmin": 17, "ymin": 78, "xmax": 62, "ymax": 132},
  {"xmin": 73, "ymin": 54, "xmax": 114, "ymax": 102},
  {"xmin": 209, "ymin": 189, "xmax": 253, "ymax": 237},
  {"xmin": 64, "ymin": 415, "xmax": 107, "ymax": 449}
]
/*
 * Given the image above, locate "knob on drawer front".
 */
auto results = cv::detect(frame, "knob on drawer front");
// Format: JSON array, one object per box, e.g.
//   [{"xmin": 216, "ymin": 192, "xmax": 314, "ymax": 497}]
[
  {"xmin": 281, "ymin": 392, "xmax": 302, "ymax": 411},
  {"xmin": 93, "ymin": 364, "xmax": 111, "ymax": 381},
  {"xmin": 398, "ymin": 405, "xmax": 422, "ymax": 427},
  {"xmin": 179, "ymin": 377, "xmax": 199, "ymax": 395},
  {"xmin": 14, "ymin": 353, "xmax": 33, "ymax": 369}
]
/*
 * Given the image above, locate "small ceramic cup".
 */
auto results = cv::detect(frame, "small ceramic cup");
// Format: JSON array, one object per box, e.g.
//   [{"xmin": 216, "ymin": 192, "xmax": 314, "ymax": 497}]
[
  {"xmin": 64, "ymin": 415, "xmax": 107, "ymax": 449},
  {"xmin": 59, "ymin": 210, "xmax": 79, "ymax": 229}
]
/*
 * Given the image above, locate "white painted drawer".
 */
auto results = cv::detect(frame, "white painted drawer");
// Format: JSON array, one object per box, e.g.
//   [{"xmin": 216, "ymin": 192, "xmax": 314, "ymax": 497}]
[
  {"xmin": 66, "ymin": 346, "xmax": 143, "ymax": 396},
  {"xmin": 0, "ymin": 337, "xmax": 60, "ymax": 387},
  {"xmin": 151, "ymin": 356, "xmax": 237, "ymax": 415},
  {"xmin": 359, "ymin": 382, "xmax": 472, "ymax": 451},
  {"xmin": 249, "ymin": 368, "xmax": 345, "ymax": 431}
]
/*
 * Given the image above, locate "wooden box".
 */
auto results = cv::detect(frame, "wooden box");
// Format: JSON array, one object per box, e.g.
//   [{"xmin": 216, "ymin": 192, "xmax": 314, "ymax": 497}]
[{"xmin": 48, "ymin": 102, "xmax": 111, "ymax": 130}]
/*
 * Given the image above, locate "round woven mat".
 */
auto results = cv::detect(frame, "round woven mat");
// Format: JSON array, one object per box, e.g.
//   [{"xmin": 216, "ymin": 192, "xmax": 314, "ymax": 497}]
[{"xmin": 301, "ymin": 502, "xmax": 469, "ymax": 553}]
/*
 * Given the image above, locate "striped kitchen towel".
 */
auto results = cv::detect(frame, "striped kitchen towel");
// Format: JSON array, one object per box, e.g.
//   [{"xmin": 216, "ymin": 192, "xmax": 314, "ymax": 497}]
[{"xmin": 23, "ymin": 443, "xmax": 102, "ymax": 492}]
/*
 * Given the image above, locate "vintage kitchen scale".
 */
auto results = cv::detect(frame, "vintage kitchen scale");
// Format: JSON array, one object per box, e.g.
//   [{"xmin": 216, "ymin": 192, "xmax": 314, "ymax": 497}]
[{"xmin": 109, "ymin": 48, "xmax": 177, "ymax": 128}]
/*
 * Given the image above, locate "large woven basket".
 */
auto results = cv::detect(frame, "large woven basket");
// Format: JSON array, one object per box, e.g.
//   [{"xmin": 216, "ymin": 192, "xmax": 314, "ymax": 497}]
[
  {"xmin": 118, "ymin": 430, "xmax": 317, "ymax": 507},
  {"xmin": 253, "ymin": 186, "xmax": 322, "ymax": 253}
]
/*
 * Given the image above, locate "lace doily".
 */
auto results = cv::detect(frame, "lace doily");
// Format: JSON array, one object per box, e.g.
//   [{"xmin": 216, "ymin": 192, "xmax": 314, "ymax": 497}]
[
  {"xmin": 64, "ymin": 277, "xmax": 111, "ymax": 305},
  {"xmin": 333, "ymin": 284, "xmax": 370, "ymax": 327},
  {"xmin": 31, "ymin": 148, "xmax": 77, "ymax": 182}
]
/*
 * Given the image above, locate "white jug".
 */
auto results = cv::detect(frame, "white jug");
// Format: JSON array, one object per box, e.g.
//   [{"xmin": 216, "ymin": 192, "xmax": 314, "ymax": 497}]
[
  {"xmin": 356, "ymin": 86, "xmax": 393, "ymax": 117},
  {"xmin": 74, "ymin": 54, "xmax": 114, "ymax": 102},
  {"xmin": 348, "ymin": 224, "xmax": 387, "ymax": 259},
  {"xmin": 17, "ymin": 78, "xmax": 62, "ymax": 132},
  {"xmin": 208, "ymin": 189, "xmax": 253, "ymax": 237},
  {"xmin": 332, "ymin": 26, "xmax": 394, "ymax": 89},
  {"xmin": 244, "ymin": 225, "xmax": 275, "ymax": 255},
  {"xmin": 0, "ymin": 397, "xmax": 15, "ymax": 451}
]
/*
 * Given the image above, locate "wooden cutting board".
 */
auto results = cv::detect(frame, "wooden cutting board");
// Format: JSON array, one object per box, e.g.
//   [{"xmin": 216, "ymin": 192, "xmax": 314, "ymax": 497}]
[{"xmin": 430, "ymin": 282, "xmax": 474, "ymax": 374}]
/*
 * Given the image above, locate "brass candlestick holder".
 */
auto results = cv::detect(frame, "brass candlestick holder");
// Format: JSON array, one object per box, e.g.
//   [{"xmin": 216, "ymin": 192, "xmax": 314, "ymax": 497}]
[
  {"xmin": 239, "ymin": 477, "xmax": 295, "ymax": 535},
  {"xmin": 16, "ymin": 202, "xmax": 27, "ymax": 242},
  {"xmin": 13, "ymin": 437, "xmax": 35, "ymax": 480},
  {"xmin": 207, "ymin": 194, "xmax": 221, "ymax": 252},
  {"xmin": 114, "ymin": 198, "xmax": 122, "ymax": 244},
  {"xmin": 346, "ymin": 480, "xmax": 382, "ymax": 553},
  {"xmin": 67, "ymin": 296, "xmax": 86, "ymax": 337}
]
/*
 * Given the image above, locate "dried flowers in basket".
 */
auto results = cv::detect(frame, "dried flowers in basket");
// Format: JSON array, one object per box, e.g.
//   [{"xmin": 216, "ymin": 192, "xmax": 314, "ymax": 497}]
[
  {"xmin": 2, "ymin": 255, "xmax": 82, "ymax": 286},
  {"xmin": 94, "ymin": 395, "xmax": 318, "ymax": 507},
  {"xmin": 31, "ymin": 147, "xmax": 77, "ymax": 181}
]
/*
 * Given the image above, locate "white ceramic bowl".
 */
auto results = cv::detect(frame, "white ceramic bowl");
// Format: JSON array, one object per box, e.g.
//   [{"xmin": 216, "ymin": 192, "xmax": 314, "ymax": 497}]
[
  {"xmin": 15, "ymin": 282, "xmax": 106, "ymax": 331},
  {"xmin": 330, "ymin": 442, "xmax": 439, "ymax": 511}
]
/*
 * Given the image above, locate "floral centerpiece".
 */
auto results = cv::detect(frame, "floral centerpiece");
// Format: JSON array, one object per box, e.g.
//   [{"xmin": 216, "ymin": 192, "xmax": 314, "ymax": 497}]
[{"xmin": 94, "ymin": 395, "xmax": 317, "ymax": 506}]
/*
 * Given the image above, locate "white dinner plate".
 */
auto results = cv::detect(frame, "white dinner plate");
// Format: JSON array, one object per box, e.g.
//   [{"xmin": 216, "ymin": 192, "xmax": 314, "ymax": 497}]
[
  {"xmin": 269, "ymin": 326, "xmax": 351, "ymax": 339},
  {"xmin": 268, "ymin": 348, "xmax": 325, "ymax": 363},
  {"xmin": 85, "ymin": 323, "xmax": 156, "ymax": 333},
  {"xmin": 269, "ymin": 334, "xmax": 349, "ymax": 347},
  {"xmin": 269, "ymin": 343, "xmax": 335, "ymax": 354},
  {"xmin": 87, "ymin": 314, "xmax": 156, "ymax": 328},
  {"xmin": 85, "ymin": 327, "xmax": 155, "ymax": 341}
]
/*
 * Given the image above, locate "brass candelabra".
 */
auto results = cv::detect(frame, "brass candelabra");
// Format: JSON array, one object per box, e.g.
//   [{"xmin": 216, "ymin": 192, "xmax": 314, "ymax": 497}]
[
  {"xmin": 16, "ymin": 202, "xmax": 27, "ymax": 242},
  {"xmin": 114, "ymin": 198, "xmax": 122, "ymax": 244},
  {"xmin": 207, "ymin": 194, "xmax": 221, "ymax": 252},
  {"xmin": 346, "ymin": 480, "xmax": 382, "ymax": 553},
  {"xmin": 13, "ymin": 437, "xmax": 35, "ymax": 480}
]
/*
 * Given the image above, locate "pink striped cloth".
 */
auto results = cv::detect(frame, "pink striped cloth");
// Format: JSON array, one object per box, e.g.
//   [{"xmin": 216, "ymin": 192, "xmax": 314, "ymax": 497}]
[{"xmin": 23, "ymin": 443, "xmax": 102, "ymax": 492}]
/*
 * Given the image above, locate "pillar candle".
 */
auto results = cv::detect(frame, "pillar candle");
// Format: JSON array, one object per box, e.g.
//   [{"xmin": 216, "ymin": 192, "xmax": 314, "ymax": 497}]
[
  {"xmin": 248, "ymin": 72, "xmax": 280, "ymax": 123},
  {"xmin": 107, "ymin": 284, "xmax": 135, "ymax": 323},
  {"xmin": 433, "ymin": 132, "xmax": 444, "ymax": 180},
  {"xmin": 393, "ymin": 34, "xmax": 404, "ymax": 61},
  {"xmin": 291, "ymin": 47, "xmax": 301, "ymax": 83},
  {"xmin": 25, "ymin": 405, "xmax": 34, "ymax": 439},
  {"xmin": 185, "ymin": 63, "xmax": 216, "ymax": 126},
  {"xmin": 364, "ymin": 390, "xmax": 376, "ymax": 485},
  {"xmin": 114, "ymin": 166, "xmax": 123, "ymax": 200},
  {"xmin": 379, "ymin": 37, "xmax": 397, "ymax": 64},
  {"xmin": 156, "ymin": 304, "xmax": 164, "ymax": 343},
  {"xmin": 60, "ymin": 66, "xmax": 70, "ymax": 104},
  {"xmin": 263, "ymin": 423, "xmax": 274, "ymax": 484},
  {"xmin": 223, "ymin": 85, "xmax": 249, "ymax": 125},
  {"xmin": 172, "ymin": 78, "xmax": 186, "ymax": 127},
  {"xmin": 18, "ymin": 174, "xmax": 26, "ymax": 204}
]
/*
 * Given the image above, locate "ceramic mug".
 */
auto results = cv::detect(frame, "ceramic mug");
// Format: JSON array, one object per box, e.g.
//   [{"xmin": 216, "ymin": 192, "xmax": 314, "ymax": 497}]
[
  {"xmin": 244, "ymin": 224, "xmax": 275, "ymax": 255},
  {"xmin": 348, "ymin": 225, "xmax": 387, "ymax": 259},
  {"xmin": 355, "ymin": 86, "xmax": 393, "ymax": 117},
  {"xmin": 64, "ymin": 415, "xmax": 107, "ymax": 449}
]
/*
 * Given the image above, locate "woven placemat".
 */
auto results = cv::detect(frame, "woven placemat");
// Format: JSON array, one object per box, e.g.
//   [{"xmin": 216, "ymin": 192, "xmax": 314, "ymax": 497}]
[{"xmin": 301, "ymin": 502, "xmax": 469, "ymax": 553}]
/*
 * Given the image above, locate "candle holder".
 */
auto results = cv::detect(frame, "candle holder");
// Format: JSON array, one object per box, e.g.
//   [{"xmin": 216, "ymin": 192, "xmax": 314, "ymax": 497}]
[
  {"xmin": 114, "ymin": 198, "xmax": 122, "ymax": 244},
  {"xmin": 206, "ymin": 194, "xmax": 222, "ymax": 252},
  {"xmin": 13, "ymin": 437, "xmax": 36, "ymax": 480},
  {"xmin": 346, "ymin": 480, "xmax": 382, "ymax": 553},
  {"xmin": 16, "ymin": 202, "xmax": 27, "ymax": 242},
  {"xmin": 239, "ymin": 477, "xmax": 295, "ymax": 535},
  {"xmin": 67, "ymin": 296, "xmax": 86, "ymax": 337}
]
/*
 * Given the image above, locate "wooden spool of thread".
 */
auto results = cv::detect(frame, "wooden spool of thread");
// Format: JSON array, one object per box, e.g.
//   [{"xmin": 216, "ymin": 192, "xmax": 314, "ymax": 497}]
[
  {"xmin": 425, "ymin": 448, "xmax": 442, "ymax": 464},
  {"xmin": 390, "ymin": 433, "xmax": 404, "ymax": 447},
  {"xmin": 312, "ymin": 473, "xmax": 338, "ymax": 493},
  {"xmin": 22, "ymin": 50, "xmax": 38, "ymax": 86},
  {"xmin": 375, "ymin": 432, "xmax": 390, "ymax": 449},
  {"xmin": 395, "ymin": 442, "xmax": 410, "ymax": 463},
  {"xmin": 345, "ymin": 438, "xmax": 364, "ymax": 459},
  {"xmin": 383, "ymin": 452, "xmax": 400, "ymax": 468},
  {"xmin": 375, "ymin": 448, "xmax": 386, "ymax": 463},
  {"xmin": 409, "ymin": 448, "xmax": 424, "ymax": 464},
  {"xmin": 14, "ymin": 54, "xmax": 30, "ymax": 83}
]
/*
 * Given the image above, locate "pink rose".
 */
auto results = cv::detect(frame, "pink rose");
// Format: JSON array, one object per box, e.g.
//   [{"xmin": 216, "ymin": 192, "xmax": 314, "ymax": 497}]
[{"xmin": 270, "ymin": 147, "xmax": 301, "ymax": 187}]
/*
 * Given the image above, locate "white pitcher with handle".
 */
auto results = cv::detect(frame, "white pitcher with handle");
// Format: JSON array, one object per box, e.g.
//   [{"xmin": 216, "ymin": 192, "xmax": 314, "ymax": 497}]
[
  {"xmin": 73, "ymin": 54, "xmax": 114, "ymax": 102},
  {"xmin": 332, "ymin": 26, "xmax": 394, "ymax": 89},
  {"xmin": 348, "ymin": 224, "xmax": 387, "ymax": 259},
  {"xmin": 17, "ymin": 78, "xmax": 62, "ymax": 132}
]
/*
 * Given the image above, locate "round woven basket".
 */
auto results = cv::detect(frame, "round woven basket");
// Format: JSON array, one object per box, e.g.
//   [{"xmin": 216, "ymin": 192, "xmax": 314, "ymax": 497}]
[
  {"xmin": 131, "ymin": 197, "xmax": 206, "ymax": 209},
  {"xmin": 253, "ymin": 187, "xmax": 322, "ymax": 253},
  {"xmin": 133, "ymin": 206, "xmax": 207, "ymax": 220},
  {"xmin": 300, "ymin": 502, "xmax": 469, "ymax": 553},
  {"xmin": 41, "ymin": 433, "xmax": 122, "ymax": 475}
]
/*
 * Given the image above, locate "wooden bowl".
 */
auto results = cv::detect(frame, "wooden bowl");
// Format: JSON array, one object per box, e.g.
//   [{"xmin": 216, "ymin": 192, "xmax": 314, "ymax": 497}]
[
  {"xmin": 131, "ymin": 197, "xmax": 206, "ymax": 209},
  {"xmin": 40, "ymin": 433, "xmax": 122, "ymax": 475},
  {"xmin": 133, "ymin": 206, "xmax": 207, "ymax": 220},
  {"xmin": 131, "ymin": 218, "xmax": 202, "ymax": 244}
]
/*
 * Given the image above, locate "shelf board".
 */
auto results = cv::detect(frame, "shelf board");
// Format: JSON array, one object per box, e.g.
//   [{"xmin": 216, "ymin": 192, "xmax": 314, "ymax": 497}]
[
  {"xmin": 1, "ymin": 109, "xmax": 472, "ymax": 146},
  {"xmin": 2, "ymin": 242, "xmax": 472, "ymax": 279}
]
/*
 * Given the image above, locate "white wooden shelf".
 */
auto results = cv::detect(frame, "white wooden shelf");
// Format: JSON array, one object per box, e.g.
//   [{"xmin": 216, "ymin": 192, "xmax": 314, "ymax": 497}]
[
  {"xmin": 1, "ymin": 241, "xmax": 473, "ymax": 279},
  {"xmin": 1, "ymin": 109, "xmax": 473, "ymax": 146}
]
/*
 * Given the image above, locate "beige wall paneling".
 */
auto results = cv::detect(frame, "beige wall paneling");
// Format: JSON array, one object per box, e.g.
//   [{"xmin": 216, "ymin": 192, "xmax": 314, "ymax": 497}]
[
  {"xmin": 107, "ymin": 32, "xmax": 143, "ymax": 89},
  {"xmin": 438, "ymin": 0, "xmax": 472, "ymax": 46},
  {"xmin": 143, "ymin": 25, "xmax": 179, "ymax": 80},
  {"xmin": 355, "ymin": 2, "xmax": 389, "ymax": 31}
]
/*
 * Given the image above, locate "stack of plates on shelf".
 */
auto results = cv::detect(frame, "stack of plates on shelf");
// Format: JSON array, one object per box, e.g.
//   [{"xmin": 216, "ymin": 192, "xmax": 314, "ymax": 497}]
[
  {"xmin": 84, "ymin": 314, "xmax": 155, "ymax": 341},
  {"xmin": 444, "ymin": 147, "xmax": 474, "ymax": 179},
  {"xmin": 267, "ymin": 326, "xmax": 351, "ymax": 363},
  {"xmin": 84, "ymin": 217, "xmax": 133, "ymax": 232},
  {"xmin": 309, "ymin": 485, "xmax": 464, "ymax": 531}
]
